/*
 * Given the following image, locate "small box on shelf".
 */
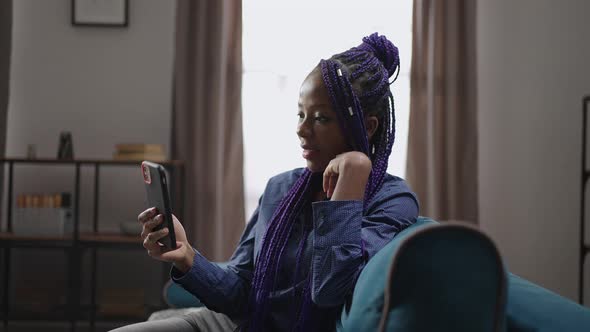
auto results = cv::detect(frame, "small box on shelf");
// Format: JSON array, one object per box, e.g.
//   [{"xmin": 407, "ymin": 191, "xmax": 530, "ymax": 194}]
[{"xmin": 12, "ymin": 192, "xmax": 73, "ymax": 236}]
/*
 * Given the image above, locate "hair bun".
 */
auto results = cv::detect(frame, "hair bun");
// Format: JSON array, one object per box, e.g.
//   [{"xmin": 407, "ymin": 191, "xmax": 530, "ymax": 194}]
[{"xmin": 361, "ymin": 33, "xmax": 400, "ymax": 78}]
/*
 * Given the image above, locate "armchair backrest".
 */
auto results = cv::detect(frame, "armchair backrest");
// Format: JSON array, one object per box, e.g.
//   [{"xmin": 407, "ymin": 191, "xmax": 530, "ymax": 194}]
[
  {"xmin": 379, "ymin": 221, "xmax": 507, "ymax": 332},
  {"xmin": 339, "ymin": 217, "xmax": 507, "ymax": 332}
]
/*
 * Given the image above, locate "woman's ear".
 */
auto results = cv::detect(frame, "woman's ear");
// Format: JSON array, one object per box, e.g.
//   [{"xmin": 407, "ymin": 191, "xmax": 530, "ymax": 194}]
[{"xmin": 366, "ymin": 116, "xmax": 379, "ymax": 142}]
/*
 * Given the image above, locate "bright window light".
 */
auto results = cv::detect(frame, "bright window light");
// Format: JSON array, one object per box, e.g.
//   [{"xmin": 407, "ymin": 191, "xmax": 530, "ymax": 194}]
[{"xmin": 242, "ymin": 0, "xmax": 413, "ymax": 220}]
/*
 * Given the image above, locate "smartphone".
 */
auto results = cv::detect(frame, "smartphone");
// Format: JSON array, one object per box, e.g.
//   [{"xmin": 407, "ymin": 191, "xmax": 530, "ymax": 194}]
[{"xmin": 141, "ymin": 161, "xmax": 177, "ymax": 249}]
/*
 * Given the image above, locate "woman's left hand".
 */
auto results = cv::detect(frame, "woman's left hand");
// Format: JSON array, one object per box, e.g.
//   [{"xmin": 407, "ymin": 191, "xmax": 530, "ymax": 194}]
[{"xmin": 323, "ymin": 151, "xmax": 372, "ymax": 201}]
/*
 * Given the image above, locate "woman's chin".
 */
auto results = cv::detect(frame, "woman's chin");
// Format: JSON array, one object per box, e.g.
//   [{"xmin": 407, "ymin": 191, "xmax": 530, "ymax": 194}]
[{"xmin": 305, "ymin": 161, "xmax": 326, "ymax": 173}]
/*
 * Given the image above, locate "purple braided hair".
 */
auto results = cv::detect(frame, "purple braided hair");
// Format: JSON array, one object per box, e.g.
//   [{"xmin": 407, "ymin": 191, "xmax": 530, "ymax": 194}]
[
  {"xmin": 247, "ymin": 170, "xmax": 311, "ymax": 330},
  {"xmin": 246, "ymin": 33, "xmax": 399, "ymax": 331},
  {"xmin": 322, "ymin": 32, "xmax": 399, "ymax": 206}
]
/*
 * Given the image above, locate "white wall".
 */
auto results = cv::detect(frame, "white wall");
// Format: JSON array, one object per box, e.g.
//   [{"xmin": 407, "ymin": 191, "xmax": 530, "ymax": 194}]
[
  {"xmin": 478, "ymin": 0, "xmax": 590, "ymax": 302},
  {"xmin": 3, "ymin": 0, "xmax": 176, "ymax": 309},
  {"xmin": 5, "ymin": 0, "xmax": 175, "ymax": 231}
]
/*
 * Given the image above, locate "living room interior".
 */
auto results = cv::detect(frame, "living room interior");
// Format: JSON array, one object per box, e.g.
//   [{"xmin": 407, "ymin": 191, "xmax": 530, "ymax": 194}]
[{"xmin": 1, "ymin": 0, "xmax": 590, "ymax": 331}]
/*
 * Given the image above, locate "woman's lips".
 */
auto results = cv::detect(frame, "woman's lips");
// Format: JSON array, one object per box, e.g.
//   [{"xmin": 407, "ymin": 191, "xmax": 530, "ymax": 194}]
[{"xmin": 302, "ymin": 149, "xmax": 317, "ymax": 160}]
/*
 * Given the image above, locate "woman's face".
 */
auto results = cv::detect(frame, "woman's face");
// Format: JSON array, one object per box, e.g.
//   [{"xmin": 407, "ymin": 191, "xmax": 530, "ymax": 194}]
[{"xmin": 297, "ymin": 69, "xmax": 349, "ymax": 173}]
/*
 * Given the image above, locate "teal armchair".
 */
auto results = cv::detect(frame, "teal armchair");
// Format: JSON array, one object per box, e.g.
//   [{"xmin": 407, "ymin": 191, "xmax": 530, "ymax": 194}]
[
  {"xmin": 339, "ymin": 217, "xmax": 506, "ymax": 331},
  {"xmin": 161, "ymin": 217, "xmax": 590, "ymax": 331},
  {"xmin": 340, "ymin": 217, "xmax": 590, "ymax": 332}
]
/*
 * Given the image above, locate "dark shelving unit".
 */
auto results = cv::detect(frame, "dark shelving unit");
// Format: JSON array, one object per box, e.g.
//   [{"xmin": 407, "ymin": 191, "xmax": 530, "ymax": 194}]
[
  {"xmin": 0, "ymin": 158, "xmax": 184, "ymax": 331},
  {"xmin": 581, "ymin": 96, "xmax": 590, "ymax": 305}
]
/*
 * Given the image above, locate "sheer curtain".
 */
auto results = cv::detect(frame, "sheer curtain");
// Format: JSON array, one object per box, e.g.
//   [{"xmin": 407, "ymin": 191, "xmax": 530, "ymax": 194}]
[{"xmin": 242, "ymin": 0, "xmax": 414, "ymax": 219}]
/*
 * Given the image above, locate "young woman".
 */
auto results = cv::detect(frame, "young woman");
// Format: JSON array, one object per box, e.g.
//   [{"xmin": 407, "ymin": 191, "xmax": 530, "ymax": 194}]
[{"xmin": 114, "ymin": 32, "xmax": 418, "ymax": 332}]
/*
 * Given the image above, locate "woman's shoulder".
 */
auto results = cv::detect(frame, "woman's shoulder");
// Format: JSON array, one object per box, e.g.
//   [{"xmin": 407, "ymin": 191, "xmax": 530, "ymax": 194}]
[
  {"xmin": 376, "ymin": 174, "xmax": 420, "ymax": 214},
  {"xmin": 376, "ymin": 173, "xmax": 419, "ymax": 202},
  {"xmin": 268, "ymin": 167, "xmax": 306, "ymax": 184},
  {"xmin": 263, "ymin": 167, "xmax": 306, "ymax": 196},
  {"xmin": 382, "ymin": 173, "xmax": 410, "ymax": 188}
]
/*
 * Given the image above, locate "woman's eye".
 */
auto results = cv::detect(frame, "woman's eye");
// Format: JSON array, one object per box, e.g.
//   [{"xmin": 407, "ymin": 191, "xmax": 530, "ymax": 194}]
[{"xmin": 297, "ymin": 113, "xmax": 329, "ymax": 123}]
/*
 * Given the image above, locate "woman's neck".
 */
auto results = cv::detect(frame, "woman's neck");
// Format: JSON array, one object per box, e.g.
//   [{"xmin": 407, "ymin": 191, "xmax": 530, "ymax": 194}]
[
  {"xmin": 309, "ymin": 172, "xmax": 327, "ymax": 202},
  {"xmin": 312, "ymin": 191, "xmax": 327, "ymax": 202}
]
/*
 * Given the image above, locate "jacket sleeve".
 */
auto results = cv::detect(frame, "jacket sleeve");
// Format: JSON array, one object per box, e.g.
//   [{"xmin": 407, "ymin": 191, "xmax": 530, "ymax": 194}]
[
  {"xmin": 171, "ymin": 202, "xmax": 259, "ymax": 318},
  {"xmin": 310, "ymin": 192, "xmax": 418, "ymax": 307}
]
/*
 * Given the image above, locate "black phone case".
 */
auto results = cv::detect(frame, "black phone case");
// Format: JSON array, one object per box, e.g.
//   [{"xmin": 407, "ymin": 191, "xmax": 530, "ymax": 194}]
[{"xmin": 141, "ymin": 161, "xmax": 177, "ymax": 249}]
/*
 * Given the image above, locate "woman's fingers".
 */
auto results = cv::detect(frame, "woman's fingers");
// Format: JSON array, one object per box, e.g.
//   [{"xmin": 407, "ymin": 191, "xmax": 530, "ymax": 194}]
[
  {"xmin": 323, "ymin": 159, "xmax": 341, "ymax": 198},
  {"xmin": 142, "ymin": 227, "xmax": 169, "ymax": 252},
  {"xmin": 328, "ymin": 174, "xmax": 338, "ymax": 198},
  {"xmin": 159, "ymin": 242, "xmax": 185, "ymax": 261},
  {"xmin": 323, "ymin": 161, "xmax": 335, "ymax": 193},
  {"xmin": 138, "ymin": 207, "xmax": 157, "ymax": 224},
  {"xmin": 138, "ymin": 211, "xmax": 188, "ymax": 264},
  {"xmin": 140, "ymin": 214, "xmax": 163, "ymax": 239}
]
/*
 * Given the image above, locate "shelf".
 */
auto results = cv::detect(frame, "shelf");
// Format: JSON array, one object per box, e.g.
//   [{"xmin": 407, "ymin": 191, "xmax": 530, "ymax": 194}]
[
  {"xmin": 0, "ymin": 157, "xmax": 183, "ymax": 167},
  {"xmin": 0, "ymin": 232, "xmax": 142, "ymax": 248},
  {"xmin": 1, "ymin": 158, "xmax": 183, "ymax": 328},
  {"xmin": 79, "ymin": 233, "xmax": 141, "ymax": 243},
  {"xmin": 0, "ymin": 232, "xmax": 72, "ymax": 241},
  {"xmin": 79, "ymin": 233, "xmax": 142, "ymax": 248},
  {"xmin": 0, "ymin": 232, "xmax": 73, "ymax": 248},
  {"xmin": 0, "ymin": 304, "xmax": 70, "ymax": 321}
]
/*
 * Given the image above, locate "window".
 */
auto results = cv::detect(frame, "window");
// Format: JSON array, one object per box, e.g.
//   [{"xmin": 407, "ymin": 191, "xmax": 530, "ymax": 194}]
[{"xmin": 242, "ymin": 0, "xmax": 413, "ymax": 219}]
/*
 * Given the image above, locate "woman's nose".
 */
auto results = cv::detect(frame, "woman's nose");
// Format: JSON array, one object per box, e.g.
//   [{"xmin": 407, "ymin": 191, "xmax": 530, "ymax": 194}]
[{"xmin": 297, "ymin": 118, "xmax": 312, "ymax": 138}]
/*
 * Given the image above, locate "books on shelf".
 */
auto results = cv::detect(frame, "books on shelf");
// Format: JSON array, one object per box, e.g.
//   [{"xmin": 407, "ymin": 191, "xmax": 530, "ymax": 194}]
[{"xmin": 113, "ymin": 143, "xmax": 166, "ymax": 161}]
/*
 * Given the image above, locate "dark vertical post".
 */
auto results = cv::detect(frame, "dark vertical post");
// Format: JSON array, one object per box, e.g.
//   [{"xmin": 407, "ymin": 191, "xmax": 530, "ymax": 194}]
[
  {"xmin": 74, "ymin": 162, "xmax": 81, "ymax": 241},
  {"xmin": 70, "ymin": 162, "xmax": 82, "ymax": 331},
  {"xmin": 90, "ymin": 163, "xmax": 100, "ymax": 331},
  {"xmin": 93, "ymin": 163, "xmax": 100, "ymax": 232},
  {"xmin": 89, "ymin": 249, "xmax": 97, "ymax": 332},
  {"xmin": 4, "ymin": 161, "xmax": 13, "ymax": 327},
  {"xmin": 581, "ymin": 96, "xmax": 589, "ymax": 305},
  {"xmin": 7, "ymin": 161, "xmax": 13, "ymax": 232},
  {"xmin": 2, "ymin": 247, "xmax": 10, "ymax": 329}
]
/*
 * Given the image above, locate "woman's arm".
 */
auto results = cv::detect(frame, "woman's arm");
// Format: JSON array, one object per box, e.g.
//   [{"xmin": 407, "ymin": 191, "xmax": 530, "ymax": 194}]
[
  {"xmin": 311, "ymin": 151, "xmax": 419, "ymax": 307},
  {"xmin": 322, "ymin": 151, "xmax": 372, "ymax": 201},
  {"xmin": 170, "ymin": 204, "xmax": 259, "ymax": 318},
  {"xmin": 310, "ymin": 194, "xmax": 418, "ymax": 307}
]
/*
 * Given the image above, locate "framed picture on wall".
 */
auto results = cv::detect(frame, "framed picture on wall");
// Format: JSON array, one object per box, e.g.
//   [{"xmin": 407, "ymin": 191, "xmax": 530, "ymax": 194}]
[{"xmin": 72, "ymin": 0, "xmax": 129, "ymax": 27}]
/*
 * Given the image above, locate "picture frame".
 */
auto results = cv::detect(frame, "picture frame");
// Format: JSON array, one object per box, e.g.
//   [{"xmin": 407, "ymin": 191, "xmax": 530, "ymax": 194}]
[{"xmin": 71, "ymin": 0, "xmax": 129, "ymax": 27}]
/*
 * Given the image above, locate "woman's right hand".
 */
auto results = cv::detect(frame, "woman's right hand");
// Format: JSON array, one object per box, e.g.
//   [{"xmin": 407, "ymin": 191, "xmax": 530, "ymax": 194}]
[{"xmin": 137, "ymin": 207, "xmax": 195, "ymax": 273}]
